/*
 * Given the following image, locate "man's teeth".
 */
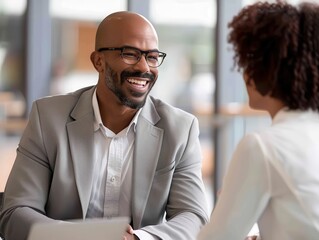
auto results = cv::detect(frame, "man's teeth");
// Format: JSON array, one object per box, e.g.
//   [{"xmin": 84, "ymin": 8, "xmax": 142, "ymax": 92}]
[{"xmin": 127, "ymin": 78, "xmax": 147, "ymax": 86}]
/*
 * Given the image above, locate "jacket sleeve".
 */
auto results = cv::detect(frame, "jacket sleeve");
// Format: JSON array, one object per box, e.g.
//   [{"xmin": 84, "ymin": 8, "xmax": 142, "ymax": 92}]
[{"xmin": 0, "ymin": 102, "xmax": 58, "ymax": 240}]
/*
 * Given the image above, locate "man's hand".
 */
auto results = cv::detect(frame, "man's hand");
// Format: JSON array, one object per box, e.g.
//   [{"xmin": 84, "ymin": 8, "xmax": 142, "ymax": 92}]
[{"xmin": 123, "ymin": 225, "xmax": 139, "ymax": 240}]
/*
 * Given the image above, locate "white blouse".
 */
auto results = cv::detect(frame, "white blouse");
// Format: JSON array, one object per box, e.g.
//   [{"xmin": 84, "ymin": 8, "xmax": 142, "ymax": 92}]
[{"xmin": 198, "ymin": 109, "xmax": 319, "ymax": 240}]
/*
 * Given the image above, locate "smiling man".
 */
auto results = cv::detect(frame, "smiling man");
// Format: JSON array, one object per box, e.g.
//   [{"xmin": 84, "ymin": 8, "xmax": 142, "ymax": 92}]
[{"xmin": 0, "ymin": 11, "xmax": 209, "ymax": 240}]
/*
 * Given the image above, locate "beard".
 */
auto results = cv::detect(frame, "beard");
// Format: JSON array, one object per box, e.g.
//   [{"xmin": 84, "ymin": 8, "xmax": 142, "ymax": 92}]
[{"xmin": 104, "ymin": 66, "xmax": 156, "ymax": 109}]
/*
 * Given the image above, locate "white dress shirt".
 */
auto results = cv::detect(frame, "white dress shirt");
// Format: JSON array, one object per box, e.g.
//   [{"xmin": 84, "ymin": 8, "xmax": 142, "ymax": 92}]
[
  {"xmin": 86, "ymin": 89, "xmax": 157, "ymax": 239},
  {"xmin": 198, "ymin": 109, "xmax": 319, "ymax": 240}
]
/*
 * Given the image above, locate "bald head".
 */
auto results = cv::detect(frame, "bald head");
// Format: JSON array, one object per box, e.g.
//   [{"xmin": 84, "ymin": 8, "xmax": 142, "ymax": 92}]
[{"xmin": 95, "ymin": 11, "xmax": 159, "ymax": 51}]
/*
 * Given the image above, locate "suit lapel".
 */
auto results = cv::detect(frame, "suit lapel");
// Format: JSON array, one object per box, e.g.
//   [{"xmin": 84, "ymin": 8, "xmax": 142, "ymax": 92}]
[
  {"xmin": 65, "ymin": 92, "xmax": 163, "ymax": 222},
  {"xmin": 132, "ymin": 97, "xmax": 163, "ymax": 227},
  {"xmin": 67, "ymin": 87, "xmax": 95, "ymax": 218}
]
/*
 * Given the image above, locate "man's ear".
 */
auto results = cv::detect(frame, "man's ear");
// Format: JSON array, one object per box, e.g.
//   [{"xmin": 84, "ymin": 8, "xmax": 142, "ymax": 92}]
[{"xmin": 90, "ymin": 51, "xmax": 104, "ymax": 72}]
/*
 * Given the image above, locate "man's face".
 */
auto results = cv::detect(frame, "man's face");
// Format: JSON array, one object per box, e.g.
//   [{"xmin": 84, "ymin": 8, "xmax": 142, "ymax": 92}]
[
  {"xmin": 96, "ymin": 14, "xmax": 160, "ymax": 109},
  {"xmin": 103, "ymin": 57, "xmax": 157, "ymax": 109}
]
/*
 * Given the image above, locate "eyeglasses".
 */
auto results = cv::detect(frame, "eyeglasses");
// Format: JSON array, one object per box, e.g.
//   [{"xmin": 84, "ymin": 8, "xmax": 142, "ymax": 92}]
[{"xmin": 98, "ymin": 46, "xmax": 167, "ymax": 68}]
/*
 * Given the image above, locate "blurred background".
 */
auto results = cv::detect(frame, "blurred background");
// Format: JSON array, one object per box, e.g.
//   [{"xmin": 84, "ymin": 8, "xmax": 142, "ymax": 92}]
[{"xmin": 0, "ymin": 0, "xmax": 304, "ymax": 213}]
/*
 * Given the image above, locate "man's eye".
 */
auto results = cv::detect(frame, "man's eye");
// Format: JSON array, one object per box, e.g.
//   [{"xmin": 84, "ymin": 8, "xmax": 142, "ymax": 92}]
[
  {"xmin": 123, "ymin": 52, "xmax": 139, "ymax": 59},
  {"xmin": 147, "ymin": 55, "xmax": 159, "ymax": 62}
]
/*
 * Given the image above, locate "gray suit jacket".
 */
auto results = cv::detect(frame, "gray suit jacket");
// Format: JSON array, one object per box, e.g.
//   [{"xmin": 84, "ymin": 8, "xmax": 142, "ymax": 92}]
[{"xmin": 0, "ymin": 86, "xmax": 209, "ymax": 240}]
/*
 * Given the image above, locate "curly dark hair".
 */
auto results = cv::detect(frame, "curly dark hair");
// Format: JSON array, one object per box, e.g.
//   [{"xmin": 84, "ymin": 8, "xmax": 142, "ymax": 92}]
[{"xmin": 228, "ymin": 0, "xmax": 319, "ymax": 110}]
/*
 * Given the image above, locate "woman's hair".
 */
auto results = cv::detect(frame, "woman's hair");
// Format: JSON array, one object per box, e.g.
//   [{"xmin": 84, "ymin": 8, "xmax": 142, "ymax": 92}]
[{"xmin": 228, "ymin": 1, "xmax": 319, "ymax": 110}]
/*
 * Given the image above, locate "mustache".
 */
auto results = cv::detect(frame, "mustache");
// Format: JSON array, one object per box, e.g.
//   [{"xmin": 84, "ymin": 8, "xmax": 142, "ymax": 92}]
[{"xmin": 121, "ymin": 71, "xmax": 155, "ymax": 82}]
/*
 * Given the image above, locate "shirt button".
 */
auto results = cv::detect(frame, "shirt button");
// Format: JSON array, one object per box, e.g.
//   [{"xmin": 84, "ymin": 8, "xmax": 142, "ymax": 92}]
[{"xmin": 111, "ymin": 176, "xmax": 116, "ymax": 182}]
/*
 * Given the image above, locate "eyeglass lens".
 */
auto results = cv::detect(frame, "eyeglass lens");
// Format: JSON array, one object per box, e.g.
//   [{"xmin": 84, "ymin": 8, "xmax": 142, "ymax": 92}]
[{"xmin": 121, "ymin": 48, "xmax": 164, "ymax": 67}]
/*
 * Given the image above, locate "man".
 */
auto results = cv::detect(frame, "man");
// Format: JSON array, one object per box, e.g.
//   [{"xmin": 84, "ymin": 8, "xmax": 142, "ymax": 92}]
[{"xmin": 0, "ymin": 11, "xmax": 209, "ymax": 240}]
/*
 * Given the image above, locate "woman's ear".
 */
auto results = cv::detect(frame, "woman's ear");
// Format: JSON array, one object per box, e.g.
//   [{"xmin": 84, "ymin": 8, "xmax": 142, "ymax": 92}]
[
  {"xmin": 249, "ymin": 78, "xmax": 257, "ymax": 89},
  {"xmin": 90, "ymin": 51, "xmax": 104, "ymax": 72},
  {"xmin": 244, "ymin": 72, "xmax": 256, "ymax": 89}
]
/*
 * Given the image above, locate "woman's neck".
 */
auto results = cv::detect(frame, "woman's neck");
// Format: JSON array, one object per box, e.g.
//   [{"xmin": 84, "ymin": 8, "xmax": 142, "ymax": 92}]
[{"xmin": 266, "ymin": 97, "xmax": 286, "ymax": 119}]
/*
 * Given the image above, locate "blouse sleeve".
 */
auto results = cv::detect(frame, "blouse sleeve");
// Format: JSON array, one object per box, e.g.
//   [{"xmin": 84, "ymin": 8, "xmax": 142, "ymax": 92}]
[{"xmin": 198, "ymin": 133, "xmax": 271, "ymax": 240}]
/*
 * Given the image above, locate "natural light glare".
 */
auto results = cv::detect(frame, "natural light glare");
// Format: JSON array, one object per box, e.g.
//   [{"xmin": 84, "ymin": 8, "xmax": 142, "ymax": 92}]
[
  {"xmin": 242, "ymin": 0, "xmax": 312, "ymax": 5},
  {"xmin": 50, "ymin": 0, "xmax": 126, "ymax": 20},
  {"xmin": 150, "ymin": 0, "xmax": 216, "ymax": 27},
  {"xmin": 0, "ymin": 0, "xmax": 26, "ymax": 15}
]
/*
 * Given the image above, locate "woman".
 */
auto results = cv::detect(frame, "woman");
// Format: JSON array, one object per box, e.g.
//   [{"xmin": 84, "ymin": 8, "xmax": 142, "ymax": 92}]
[{"xmin": 198, "ymin": 1, "xmax": 319, "ymax": 239}]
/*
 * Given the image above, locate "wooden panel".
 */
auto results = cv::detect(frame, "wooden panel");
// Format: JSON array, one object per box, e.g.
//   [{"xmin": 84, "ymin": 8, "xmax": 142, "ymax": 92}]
[
  {"xmin": 0, "ymin": 137, "xmax": 19, "ymax": 192},
  {"xmin": 75, "ymin": 22, "xmax": 97, "ymax": 71}
]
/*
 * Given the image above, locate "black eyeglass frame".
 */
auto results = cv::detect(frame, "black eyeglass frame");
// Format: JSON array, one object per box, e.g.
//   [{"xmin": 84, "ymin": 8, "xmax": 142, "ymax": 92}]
[{"xmin": 97, "ymin": 46, "xmax": 167, "ymax": 67}]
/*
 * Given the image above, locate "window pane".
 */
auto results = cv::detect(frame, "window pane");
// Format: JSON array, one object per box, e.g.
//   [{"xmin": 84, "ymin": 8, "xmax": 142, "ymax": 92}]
[
  {"xmin": 50, "ymin": 0, "xmax": 126, "ymax": 20},
  {"xmin": 151, "ymin": 0, "xmax": 215, "ymax": 27},
  {"xmin": 49, "ymin": 0, "xmax": 126, "ymax": 94},
  {"xmin": 0, "ymin": 0, "xmax": 27, "ymax": 192},
  {"xmin": 150, "ymin": 0, "xmax": 216, "ymax": 210},
  {"xmin": 0, "ymin": 0, "xmax": 26, "ymax": 116}
]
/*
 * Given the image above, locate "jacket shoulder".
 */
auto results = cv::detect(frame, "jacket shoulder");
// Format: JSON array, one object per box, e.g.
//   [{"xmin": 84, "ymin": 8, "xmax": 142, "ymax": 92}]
[{"xmin": 149, "ymin": 96, "xmax": 195, "ymax": 120}]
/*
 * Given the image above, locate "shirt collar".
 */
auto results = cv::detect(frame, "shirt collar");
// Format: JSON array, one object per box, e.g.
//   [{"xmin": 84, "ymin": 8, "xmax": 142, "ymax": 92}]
[
  {"xmin": 272, "ymin": 107, "xmax": 319, "ymax": 125},
  {"xmin": 92, "ymin": 88, "xmax": 141, "ymax": 134}
]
